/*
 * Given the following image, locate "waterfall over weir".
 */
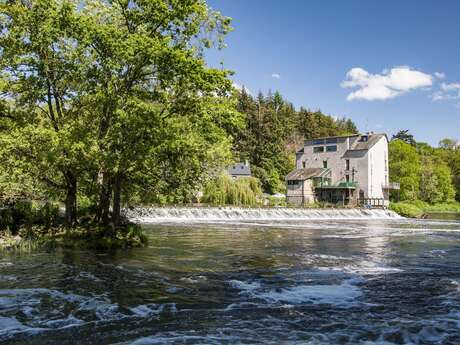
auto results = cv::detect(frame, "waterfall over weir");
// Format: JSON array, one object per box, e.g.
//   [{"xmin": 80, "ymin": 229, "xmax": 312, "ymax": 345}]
[{"xmin": 125, "ymin": 207, "xmax": 401, "ymax": 224}]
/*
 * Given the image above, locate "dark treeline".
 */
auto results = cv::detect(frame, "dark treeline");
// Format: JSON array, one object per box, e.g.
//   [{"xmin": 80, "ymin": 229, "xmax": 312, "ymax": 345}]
[{"xmin": 232, "ymin": 89, "xmax": 357, "ymax": 193}]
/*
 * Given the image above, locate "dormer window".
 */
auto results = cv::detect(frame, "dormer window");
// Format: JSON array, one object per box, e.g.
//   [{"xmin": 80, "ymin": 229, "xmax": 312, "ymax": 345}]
[
  {"xmin": 313, "ymin": 146, "xmax": 325, "ymax": 153},
  {"xmin": 360, "ymin": 135, "xmax": 368, "ymax": 142}
]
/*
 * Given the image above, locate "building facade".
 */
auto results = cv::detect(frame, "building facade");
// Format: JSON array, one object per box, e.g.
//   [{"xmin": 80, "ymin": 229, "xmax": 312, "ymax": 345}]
[{"xmin": 286, "ymin": 133, "xmax": 398, "ymax": 206}]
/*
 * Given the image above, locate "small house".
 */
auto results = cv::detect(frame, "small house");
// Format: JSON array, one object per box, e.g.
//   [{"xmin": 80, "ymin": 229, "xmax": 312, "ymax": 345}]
[{"xmin": 227, "ymin": 161, "xmax": 251, "ymax": 179}]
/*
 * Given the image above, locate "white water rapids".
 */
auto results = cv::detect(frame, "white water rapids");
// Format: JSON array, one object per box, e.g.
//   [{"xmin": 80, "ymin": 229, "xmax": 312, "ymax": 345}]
[{"xmin": 125, "ymin": 206, "xmax": 401, "ymax": 223}]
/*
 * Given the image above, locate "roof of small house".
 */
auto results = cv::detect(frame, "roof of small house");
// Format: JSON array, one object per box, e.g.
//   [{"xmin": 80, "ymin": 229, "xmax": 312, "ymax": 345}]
[
  {"xmin": 228, "ymin": 162, "xmax": 251, "ymax": 176},
  {"xmin": 285, "ymin": 168, "xmax": 329, "ymax": 181}
]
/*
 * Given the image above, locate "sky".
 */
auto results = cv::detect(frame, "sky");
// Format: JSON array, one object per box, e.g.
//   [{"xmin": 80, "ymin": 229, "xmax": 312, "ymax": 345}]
[{"xmin": 205, "ymin": 0, "xmax": 460, "ymax": 146}]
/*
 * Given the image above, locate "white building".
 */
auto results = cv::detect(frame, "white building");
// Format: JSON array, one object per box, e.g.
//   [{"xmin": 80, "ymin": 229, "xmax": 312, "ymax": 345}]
[{"xmin": 286, "ymin": 133, "xmax": 399, "ymax": 206}]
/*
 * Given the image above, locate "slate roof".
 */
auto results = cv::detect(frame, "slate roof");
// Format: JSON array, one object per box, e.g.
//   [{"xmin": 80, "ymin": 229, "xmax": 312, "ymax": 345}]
[
  {"xmin": 342, "ymin": 149, "xmax": 367, "ymax": 159},
  {"xmin": 341, "ymin": 133, "xmax": 387, "ymax": 159},
  {"xmin": 350, "ymin": 134, "xmax": 386, "ymax": 150},
  {"xmin": 285, "ymin": 168, "xmax": 329, "ymax": 181},
  {"xmin": 228, "ymin": 163, "xmax": 251, "ymax": 176}
]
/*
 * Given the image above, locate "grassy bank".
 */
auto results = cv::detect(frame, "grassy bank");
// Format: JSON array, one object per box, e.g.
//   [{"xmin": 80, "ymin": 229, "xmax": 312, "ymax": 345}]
[
  {"xmin": 0, "ymin": 223, "xmax": 148, "ymax": 251},
  {"xmin": 0, "ymin": 201, "xmax": 147, "ymax": 250},
  {"xmin": 390, "ymin": 200, "xmax": 460, "ymax": 218}
]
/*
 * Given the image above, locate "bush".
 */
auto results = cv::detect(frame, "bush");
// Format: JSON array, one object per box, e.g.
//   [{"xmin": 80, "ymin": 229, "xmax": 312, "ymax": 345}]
[
  {"xmin": 390, "ymin": 202, "xmax": 423, "ymax": 218},
  {"xmin": 0, "ymin": 200, "xmax": 60, "ymax": 235}
]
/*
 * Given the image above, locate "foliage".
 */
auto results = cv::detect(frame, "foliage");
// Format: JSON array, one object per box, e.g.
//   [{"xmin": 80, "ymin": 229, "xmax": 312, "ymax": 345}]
[
  {"xmin": 390, "ymin": 202, "xmax": 424, "ymax": 218},
  {"xmin": 392, "ymin": 130, "xmax": 416, "ymax": 146},
  {"xmin": 390, "ymin": 134, "xmax": 459, "ymax": 205},
  {"xmin": 390, "ymin": 200, "xmax": 460, "ymax": 218},
  {"xmin": 439, "ymin": 138, "xmax": 457, "ymax": 149},
  {"xmin": 389, "ymin": 139, "xmax": 421, "ymax": 201},
  {"xmin": 0, "ymin": 200, "xmax": 60, "ymax": 235},
  {"xmin": 202, "ymin": 173, "xmax": 262, "ymax": 206},
  {"xmin": 233, "ymin": 90, "xmax": 357, "ymax": 193},
  {"xmin": 0, "ymin": 0, "xmax": 238, "ymax": 231}
]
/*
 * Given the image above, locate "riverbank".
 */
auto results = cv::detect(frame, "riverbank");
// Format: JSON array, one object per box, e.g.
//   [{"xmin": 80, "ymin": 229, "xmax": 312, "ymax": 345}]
[
  {"xmin": 390, "ymin": 201, "xmax": 460, "ymax": 218},
  {"xmin": 0, "ymin": 201, "xmax": 148, "ymax": 250},
  {"xmin": 0, "ymin": 223, "xmax": 148, "ymax": 251}
]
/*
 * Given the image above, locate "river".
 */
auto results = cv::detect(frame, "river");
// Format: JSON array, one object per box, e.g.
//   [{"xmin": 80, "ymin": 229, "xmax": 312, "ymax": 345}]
[{"xmin": 1, "ymin": 209, "xmax": 460, "ymax": 344}]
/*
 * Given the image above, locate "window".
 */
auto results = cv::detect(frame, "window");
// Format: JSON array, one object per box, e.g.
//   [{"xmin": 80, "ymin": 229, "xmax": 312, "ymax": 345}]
[
  {"xmin": 288, "ymin": 180, "xmax": 300, "ymax": 186},
  {"xmin": 323, "ymin": 160, "xmax": 328, "ymax": 168},
  {"xmin": 302, "ymin": 161, "xmax": 306, "ymax": 168},
  {"xmin": 346, "ymin": 159, "xmax": 350, "ymax": 170},
  {"xmin": 326, "ymin": 145, "xmax": 337, "ymax": 152},
  {"xmin": 312, "ymin": 139, "xmax": 324, "ymax": 145},
  {"xmin": 346, "ymin": 175, "xmax": 350, "ymax": 182},
  {"xmin": 360, "ymin": 135, "xmax": 368, "ymax": 142},
  {"xmin": 313, "ymin": 146, "xmax": 325, "ymax": 153},
  {"xmin": 325, "ymin": 137, "xmax": 338, "ymax": 144}
]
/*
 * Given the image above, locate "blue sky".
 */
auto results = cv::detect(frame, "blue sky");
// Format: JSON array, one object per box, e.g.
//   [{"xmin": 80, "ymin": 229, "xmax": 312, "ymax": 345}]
[{"xmin": 205, "ymin": 0, "xmax": 460, "ymax": 146}]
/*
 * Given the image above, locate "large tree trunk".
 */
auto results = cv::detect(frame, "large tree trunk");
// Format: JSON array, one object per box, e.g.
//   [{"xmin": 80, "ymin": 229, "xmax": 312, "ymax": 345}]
[
  {"xmin": 96, "ymin": 170, "xmax": 112, "ymax": 226},
  {"xmin": 64, "ymin": 172, "xmax": 77, "ymax": 226},
  {"xmin": 112, "ymin": 173, "xmax": 123, "ymax": 228}
]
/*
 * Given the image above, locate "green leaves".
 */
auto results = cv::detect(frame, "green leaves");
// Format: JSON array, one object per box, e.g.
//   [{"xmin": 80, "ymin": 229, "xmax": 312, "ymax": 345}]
[{"xmin": 0, "ymin": 0, "xmax": 237, "ymax": 218}]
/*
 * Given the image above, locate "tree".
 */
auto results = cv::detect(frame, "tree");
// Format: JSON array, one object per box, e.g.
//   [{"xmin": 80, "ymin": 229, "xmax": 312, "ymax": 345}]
[
  {"xmin": 439, "ymin": 138, "xmax": 457, "ymax": 150},
  {"xmin": 0, "ymin": 0, "xmax": 237, "ymax": 229},
  {"xmin": 0, "ymin": 0, "xmax": 93, "ymax": 225},
  {"xmin": 392, "ymin": 130, "xmax": 416, "ymax": 146},
  {"xmin": 389, "ymin": 139, "xmax": 421, "ymax": 200}
]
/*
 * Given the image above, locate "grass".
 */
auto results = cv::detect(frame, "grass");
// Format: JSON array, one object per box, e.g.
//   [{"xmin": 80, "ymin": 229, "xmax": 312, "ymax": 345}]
[{"xmin": 390, "ymin": 200, "xmax": 460, "ymax": 218}]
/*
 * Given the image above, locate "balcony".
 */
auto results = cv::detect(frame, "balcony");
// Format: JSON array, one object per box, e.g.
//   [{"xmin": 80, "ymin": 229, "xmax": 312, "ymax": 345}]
[
  {"xmin": 382, "ymin": 182, "xmax": 400, "ymax": 190},
  {"xmin": 316, "ymin": 181, "xmax": 357, "ymax": 189}
]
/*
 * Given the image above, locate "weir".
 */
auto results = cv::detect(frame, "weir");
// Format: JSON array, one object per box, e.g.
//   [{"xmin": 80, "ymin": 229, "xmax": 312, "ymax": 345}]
[{"xmin": 125, "ymin": 207, "xmax": 401, "ymax": 223}]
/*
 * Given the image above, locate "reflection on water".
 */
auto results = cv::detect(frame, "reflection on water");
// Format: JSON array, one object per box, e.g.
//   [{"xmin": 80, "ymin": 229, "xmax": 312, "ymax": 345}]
[
  {"xmin": 426, "ymin": 212, "xmax": 460, "ymax": 221},
  {"xmin": 1, "ymin": 218, "xmax": 460, "ymax": 344}
]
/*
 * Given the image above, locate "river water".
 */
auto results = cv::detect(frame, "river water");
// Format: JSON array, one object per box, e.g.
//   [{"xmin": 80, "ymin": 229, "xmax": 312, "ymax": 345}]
[{"xmin": 1, "ymin": 211, "xmax": 460, "ymax": 344}]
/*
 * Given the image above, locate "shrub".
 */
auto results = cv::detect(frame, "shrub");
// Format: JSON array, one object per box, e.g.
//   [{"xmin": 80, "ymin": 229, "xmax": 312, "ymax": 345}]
[{"xmin": 390, "ymin": 202, "xmax": 423, "ymax": 218}]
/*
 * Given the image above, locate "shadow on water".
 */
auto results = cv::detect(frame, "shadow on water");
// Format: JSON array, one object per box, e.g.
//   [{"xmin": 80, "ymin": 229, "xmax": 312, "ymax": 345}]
[{"xmin": 1, "ymin": 218, "xmax": 460, "ymax": 344}]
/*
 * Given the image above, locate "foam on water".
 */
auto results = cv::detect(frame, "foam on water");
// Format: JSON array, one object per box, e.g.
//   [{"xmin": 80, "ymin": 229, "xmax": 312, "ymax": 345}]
[
  {"xmin": 0, "ymin": 287, "xmax": 179, "ymax": 340},
  {"xmin": 228, "ymin": 278, "xmax": 362, "ymax": 307},
  {"xmin": 126, "ymin": 206, "xmax": 400, "ymax": 224}
]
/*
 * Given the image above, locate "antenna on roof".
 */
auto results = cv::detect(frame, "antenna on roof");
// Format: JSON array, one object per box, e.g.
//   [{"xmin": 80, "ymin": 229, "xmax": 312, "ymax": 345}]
[{"xmin": 365, "ymin": 117, "xmax": 369, "ymax": 134}]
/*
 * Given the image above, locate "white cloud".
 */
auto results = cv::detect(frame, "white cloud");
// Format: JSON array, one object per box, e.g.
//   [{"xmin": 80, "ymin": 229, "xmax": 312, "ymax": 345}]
[
  {"xmin": 434, "ymin": 72, "xmax": 446, "ymax": 79},
  {"xmin": 271, "ymin": 73, "xmax": 281, "ymax": 79},
  {"xmin": 341, "ymin": 66, "xmax": 433, "ymax": 101},
  {"xmin": 431, "ymin": 82, "xmax": 460, "ymax": 101},
  {"xmin": 232, "ymin": 82, "xmax": 252, "ymax": 95}
]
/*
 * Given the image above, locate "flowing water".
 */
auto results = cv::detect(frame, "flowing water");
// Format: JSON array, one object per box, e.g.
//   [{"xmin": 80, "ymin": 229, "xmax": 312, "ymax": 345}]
[{"xmin": 1, "ymin": 208, "xmax": 460, "ymax": 344}]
